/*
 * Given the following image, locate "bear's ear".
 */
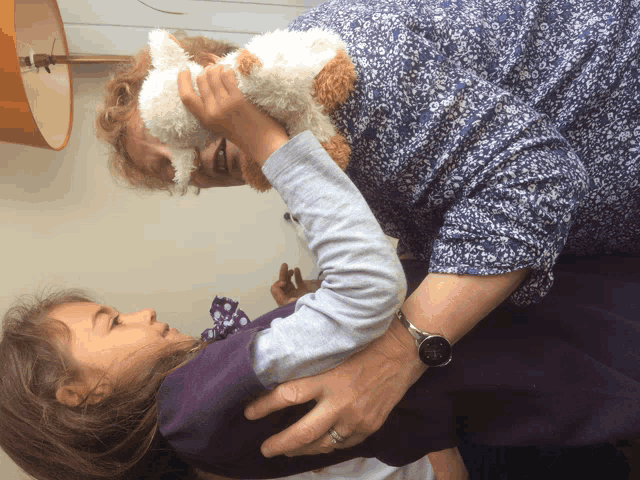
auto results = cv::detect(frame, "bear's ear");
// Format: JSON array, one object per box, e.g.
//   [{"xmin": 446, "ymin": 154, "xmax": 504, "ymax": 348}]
[{"xmin": 148, "ymin": 29, "xmax": 190, "ymax": 71}]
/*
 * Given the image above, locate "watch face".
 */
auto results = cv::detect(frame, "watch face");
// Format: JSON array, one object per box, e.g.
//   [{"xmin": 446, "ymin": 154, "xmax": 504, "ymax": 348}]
[{"xmin": 418, "ymin": 336, "xmax": 452, "ymax": 367}]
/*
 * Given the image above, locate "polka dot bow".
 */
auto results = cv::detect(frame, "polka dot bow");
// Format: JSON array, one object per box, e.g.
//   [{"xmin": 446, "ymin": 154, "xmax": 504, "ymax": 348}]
[{"xmin": 201, "ymin": 296, "xmax": 250, "ymax": 342}]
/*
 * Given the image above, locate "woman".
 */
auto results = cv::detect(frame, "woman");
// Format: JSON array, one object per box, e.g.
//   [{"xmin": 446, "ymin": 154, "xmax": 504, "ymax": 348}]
[{"xmin": 96, "ymin": 0, "xmax": 638, "ymax": 467}]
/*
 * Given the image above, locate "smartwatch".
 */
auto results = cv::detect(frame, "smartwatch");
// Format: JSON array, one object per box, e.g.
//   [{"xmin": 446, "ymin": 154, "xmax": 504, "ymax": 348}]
[{"xmin": 396, "ymin": 310, "xmax": 452, "ymax": 367}]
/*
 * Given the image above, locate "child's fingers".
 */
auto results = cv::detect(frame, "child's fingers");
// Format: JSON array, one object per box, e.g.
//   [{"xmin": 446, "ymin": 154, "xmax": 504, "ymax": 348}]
[
  {"xmin": 271, "ymin": 280, "xmax": 293, "ymax": 306},
  {"xmin": 206, "ymin": 64, "xmax": 231, "ymax": 101},
  {"xmin": 196, "ymin": 67, "xmax": 214, "ymax": 104},
  {"xmin": 177, "ymin": 70, "xmax": 203, "ymax": 118},
  {"xmin": 293, "ymin": 268, "xmax": 305, "ymax": 288},
  {"xmin": 220, "ymin": 66, "xmax": 239, "ymax": 90},
  {"xmin": 279, "ymin": 263, "xmax": 289, "ymax": 283}
]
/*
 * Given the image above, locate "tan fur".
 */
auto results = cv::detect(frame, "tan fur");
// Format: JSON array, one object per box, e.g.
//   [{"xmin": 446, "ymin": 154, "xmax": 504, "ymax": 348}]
[
  {"xmin": 241, "ymin": 133, "xmax": 351, "ymax": 192},
  {"xmin": 321, "ymin": 133, "xmax": 351, "ymax": 171},
  {"xmin": 236, "ymin": 50, "xmax": 263, "ymax": 77},
  {"xmin": 240, "ymin": 155, "xmax": 274, "ymax": 192},
  {"xmin": 237, "ymin": 46, "xmax": 356, "ymax": 190},
  {"xmin": 312, "ymin": 50, "xmax": 357, "ymax": 114}
]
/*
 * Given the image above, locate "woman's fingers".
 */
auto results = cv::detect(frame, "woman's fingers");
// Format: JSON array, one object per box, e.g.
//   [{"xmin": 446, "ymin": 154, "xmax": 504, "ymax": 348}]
[
  {"xmin": 255, "ymin": 396, "xmax": 342, "ymax": 458},
  {"xmin": 245, "ymin": 324, "xmax": 426, "ymax": 458},
  {"xmin": 245, "ymin": 379, "xmax": 318, "ymax": 421},
  {"xmin": 283, "ymin": 425, "xmax": 365, "ymax": 457}
]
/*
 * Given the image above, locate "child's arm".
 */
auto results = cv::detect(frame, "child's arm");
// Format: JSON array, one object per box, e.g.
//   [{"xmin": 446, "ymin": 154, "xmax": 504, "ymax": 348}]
[
  {"xmin": 160, "ymin": 72, "xmax": 406, "ymax": 472},
  {"xmin": 179, "ymin": 64, "xmax": 407, "ymax": 387},
  {"xmin": 251, "ymin": 131, "xmax": 406, "ymax": 385}
]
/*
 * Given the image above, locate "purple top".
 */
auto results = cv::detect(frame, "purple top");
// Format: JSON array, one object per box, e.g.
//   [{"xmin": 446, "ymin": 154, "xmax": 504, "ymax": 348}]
[
  {"xmin": 156, "ymin": 256, "xmax": 640, "ymax": 479},
  {"xmin": 156, "ymin": 302, "xmax": 388, "ymax": 478}
]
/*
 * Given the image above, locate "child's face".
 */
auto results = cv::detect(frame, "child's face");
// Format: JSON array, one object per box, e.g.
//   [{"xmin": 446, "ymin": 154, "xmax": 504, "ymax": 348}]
[
  {"xmin": 126, "ymin": 110, "xmax": 247, "ymax": 189},
  {"xmin": 51, "ymin": 302, "xmax": 193, "ymax": 382}
]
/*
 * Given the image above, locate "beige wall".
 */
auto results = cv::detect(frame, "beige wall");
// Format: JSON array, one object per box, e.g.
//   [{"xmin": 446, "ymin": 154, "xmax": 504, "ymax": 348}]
[
  {"xmin": 0, "ymin": 61, "xmax": 319, "ymax": 479},
  {"xmin": 1, "ymin": 2, "xmax": 368, "ymax": 477}
]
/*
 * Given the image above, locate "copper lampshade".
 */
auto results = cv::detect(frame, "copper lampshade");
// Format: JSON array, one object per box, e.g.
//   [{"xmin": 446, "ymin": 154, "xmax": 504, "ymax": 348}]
[{"xmin": 0, "ymin": 0, "xmax": 73, "ymax": 150}]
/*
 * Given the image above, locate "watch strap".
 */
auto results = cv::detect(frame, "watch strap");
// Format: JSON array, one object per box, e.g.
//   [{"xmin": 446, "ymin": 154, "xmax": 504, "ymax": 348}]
[{"xmin": 395, "ymin": 309, "xmax": 423, "ymax": 346}]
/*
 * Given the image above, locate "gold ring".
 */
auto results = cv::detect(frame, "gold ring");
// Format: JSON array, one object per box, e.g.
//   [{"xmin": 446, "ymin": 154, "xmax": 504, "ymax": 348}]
[{"xmin": 328, "ymin": 427, "xmax": 346, "ymax": 444}]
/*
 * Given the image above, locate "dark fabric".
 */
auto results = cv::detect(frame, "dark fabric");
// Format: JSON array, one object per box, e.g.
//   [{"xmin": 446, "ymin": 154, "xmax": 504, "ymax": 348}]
[
  {"xmin": 157, "ymin": 255, "xmax": 640, "ymax": 478},
  {"xmin": 401, "ymin": 255, "xmax": 640, "ymax": 450},
  {"xmin": 123, "ymin": 433, "xmax": 199, "ymax": 480},
  {"xmin": 157, "ymin": 302, "xmax": 375, "ymax": 479},
  {"xmin": 458, "ymin": 441, "xmax": 631, "ymax": 480}
]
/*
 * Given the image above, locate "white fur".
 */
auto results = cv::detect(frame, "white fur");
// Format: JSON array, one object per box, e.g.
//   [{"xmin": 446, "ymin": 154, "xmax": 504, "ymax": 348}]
[
  {"xmin": 138, "ymin": 28, "xmax": 349, "ymax": 193},
  {"xmin": 139, "ymin": 31, "xmax": 218, "ymax": 193}
]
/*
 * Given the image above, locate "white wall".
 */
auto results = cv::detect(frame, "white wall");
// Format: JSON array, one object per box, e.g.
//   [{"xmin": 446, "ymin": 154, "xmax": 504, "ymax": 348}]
[
  {"xmin": 58, "ymin": 0, "xmax": 326, "ymax": 55},
  {"xmin": 1, "ymin": 1, "xmax": 330, "ymax": 477}
]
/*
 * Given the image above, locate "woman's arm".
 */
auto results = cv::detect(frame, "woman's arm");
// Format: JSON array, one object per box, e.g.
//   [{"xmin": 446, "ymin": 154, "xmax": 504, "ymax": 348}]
[
  {"xmin": 244, "ymin": 268, "xmax": 528, "ymax": 458},
  {"xmin": 402, "ymin": 269, "xmax": 529, "ymax": 346}
]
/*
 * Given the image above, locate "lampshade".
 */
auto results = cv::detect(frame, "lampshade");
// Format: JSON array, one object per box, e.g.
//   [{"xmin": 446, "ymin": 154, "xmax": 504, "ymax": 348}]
[{"xmin": 0, "ymin": 0, "xmax": 73, "ymax": 150}]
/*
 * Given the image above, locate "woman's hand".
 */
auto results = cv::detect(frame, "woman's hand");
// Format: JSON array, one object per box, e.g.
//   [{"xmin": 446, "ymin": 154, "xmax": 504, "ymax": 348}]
[
  {"xmin": 244, "ymin": 316, "xmax": 427, "ymax": 457},
  {"xmin": 271, "ymin": 263, "xmax": 321, "ymax": 306},
  {"xmin": 178, "ymin": 66, "xmax": 289, "ymax": 167}
]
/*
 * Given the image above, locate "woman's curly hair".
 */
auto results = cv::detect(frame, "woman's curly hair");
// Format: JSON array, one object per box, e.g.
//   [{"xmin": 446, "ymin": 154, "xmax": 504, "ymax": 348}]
[
  {"xmin": 0, "ymin": 287, "xmax": 214, "ymax": 480},
  {"xmin": 95, "ymin": 31, "xmax": 240, "ymax": 195}
]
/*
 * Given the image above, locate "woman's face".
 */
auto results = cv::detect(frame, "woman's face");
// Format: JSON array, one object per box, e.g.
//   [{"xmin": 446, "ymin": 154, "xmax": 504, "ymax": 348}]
[
  {"xmin": 51, "ymin": 302, "xmax": 193, "ymax": 388},
  {"xmin": 125, "ymin": 110, "xmax": 247, "ymax": 189}
]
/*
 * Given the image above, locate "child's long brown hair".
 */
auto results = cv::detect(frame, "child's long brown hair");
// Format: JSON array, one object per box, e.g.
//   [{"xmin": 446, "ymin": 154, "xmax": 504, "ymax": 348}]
[
  {"xmin": 0, "ymin": 288, "xmax": 211, "ymax": 480},
  {"xmin": 95, "ymin": 31, "xmax": 240, "ymax": 195}
]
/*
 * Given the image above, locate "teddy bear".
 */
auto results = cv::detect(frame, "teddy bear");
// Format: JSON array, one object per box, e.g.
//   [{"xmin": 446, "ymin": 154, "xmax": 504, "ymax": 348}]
[{"xmin": 138, "ymin": 28, "xmax": 357, "ymax": 194}]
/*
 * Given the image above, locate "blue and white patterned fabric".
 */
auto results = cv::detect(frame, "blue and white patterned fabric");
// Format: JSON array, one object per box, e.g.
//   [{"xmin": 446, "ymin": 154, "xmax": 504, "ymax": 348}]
[
  {"xmin": 288, "ymin": 0, "xmax": 639, "ymax": 305},
  {"xmin": 201, "ymin": 296, "xmax": 250, "ymax": 342}
]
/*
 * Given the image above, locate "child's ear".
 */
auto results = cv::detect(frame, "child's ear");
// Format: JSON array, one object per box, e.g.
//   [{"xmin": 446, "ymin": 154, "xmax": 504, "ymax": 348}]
[{"xmin": 195, "ymin": 52, "xmax": 221, "ymax": 67}]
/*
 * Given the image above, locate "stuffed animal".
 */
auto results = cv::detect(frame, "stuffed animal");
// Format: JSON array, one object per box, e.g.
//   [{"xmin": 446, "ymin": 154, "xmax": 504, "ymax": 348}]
[{"xmin": 138, "ymin": 29, "xmax": 357, "ymax": 193}]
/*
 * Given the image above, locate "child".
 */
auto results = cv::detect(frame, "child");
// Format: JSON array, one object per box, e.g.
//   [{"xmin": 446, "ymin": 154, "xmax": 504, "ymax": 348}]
[{"xmin": 0, "ymin": 64, "xmax": 426, "ymax": 480}]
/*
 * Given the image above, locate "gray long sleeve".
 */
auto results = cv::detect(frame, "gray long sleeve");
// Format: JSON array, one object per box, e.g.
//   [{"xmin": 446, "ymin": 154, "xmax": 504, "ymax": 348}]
[{"xmin": 252, "ymin": 131, "xmax": 407, "ymax": 387}]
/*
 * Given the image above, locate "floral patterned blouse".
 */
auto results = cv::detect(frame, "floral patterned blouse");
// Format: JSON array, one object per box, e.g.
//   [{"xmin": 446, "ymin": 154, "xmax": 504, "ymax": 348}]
[{"xmin": 288, "ymin": 0, "xmax": 639, "ymax": 305}]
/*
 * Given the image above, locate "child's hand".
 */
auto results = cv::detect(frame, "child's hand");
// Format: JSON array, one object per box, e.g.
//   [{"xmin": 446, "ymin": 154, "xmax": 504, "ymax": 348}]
[
  {"xmin": 271, "ymin": 263, "xmax": 321, "ymax": 306},
  {"xmin": 178, "ymin": 65, "xmax": 289, "ymax": 167},
  {"xmin": 178, "ymin": 65, "xmax": 245, "ymax": 140}
]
